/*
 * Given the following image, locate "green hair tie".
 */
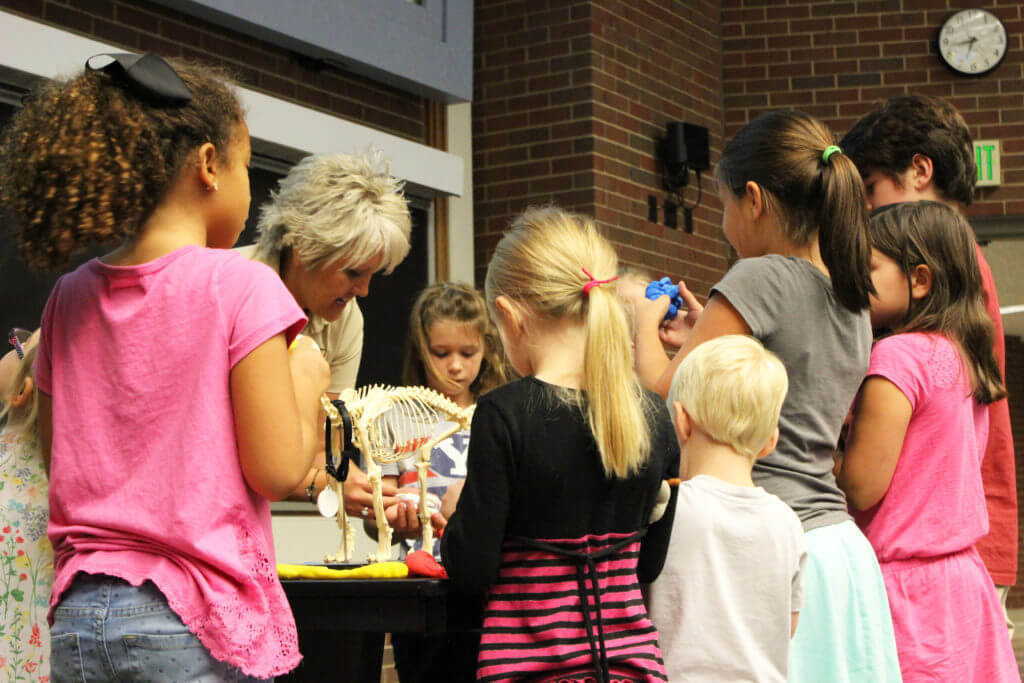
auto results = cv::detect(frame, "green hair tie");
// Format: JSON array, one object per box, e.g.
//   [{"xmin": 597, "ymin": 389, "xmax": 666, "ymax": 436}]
[{"xmin": 822, "ymin": 145, "xmax": 842, "ymax": 163}]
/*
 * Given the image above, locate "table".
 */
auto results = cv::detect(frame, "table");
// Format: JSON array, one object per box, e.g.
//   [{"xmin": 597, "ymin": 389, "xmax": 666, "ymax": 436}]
[{"xmin": 280, "ymin": 577, "xmax": 481, "ymax": 682}]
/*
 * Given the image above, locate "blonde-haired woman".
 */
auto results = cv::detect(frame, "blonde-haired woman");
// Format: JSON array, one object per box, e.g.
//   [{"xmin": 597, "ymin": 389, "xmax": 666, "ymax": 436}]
[
  {"xmin": 441, "ymin": 207, "xmax": 680, "ymax": 683},
  {"xmin": 242, "ymin": 150, "xmax": 412, "ymax": 513}
]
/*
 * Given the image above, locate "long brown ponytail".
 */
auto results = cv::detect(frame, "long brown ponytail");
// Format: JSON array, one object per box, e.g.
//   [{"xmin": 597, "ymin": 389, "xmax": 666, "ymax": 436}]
[{"xmin": 716, "ymin": 110, "xmax": 874, "ymax": 311}]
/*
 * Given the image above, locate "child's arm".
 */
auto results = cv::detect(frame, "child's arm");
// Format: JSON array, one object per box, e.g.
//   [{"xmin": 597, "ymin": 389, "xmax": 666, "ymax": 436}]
[
  {"xmin": 231, "ymin": 334, "xmax": 329, "ymax": 501},
  {"xmin": 835, "ymin": 376, "xmax": 912, "ymax": 511},
  {"xmin": 791, "ymin": 612, "xmax": 799, "ymax": 638},
  {"xmin": 636, "ymin": 292, "xmax": 750, "ymax": 398}
]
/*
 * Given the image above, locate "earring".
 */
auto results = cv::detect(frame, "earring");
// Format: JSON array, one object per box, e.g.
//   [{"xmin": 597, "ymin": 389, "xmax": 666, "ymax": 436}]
[{"xmin": 207, "ymin": 181, "xmax": 218, "ymax": 192}]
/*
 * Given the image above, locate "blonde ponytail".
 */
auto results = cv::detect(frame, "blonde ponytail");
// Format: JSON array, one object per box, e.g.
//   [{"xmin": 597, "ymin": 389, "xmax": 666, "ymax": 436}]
[
  {"xmin": 582, "ymin": 281, "xmax": 651, "ymax": 477},
  {"xmin": 485, "ymin": 207, "xmax": 651, "ymax": 478}
]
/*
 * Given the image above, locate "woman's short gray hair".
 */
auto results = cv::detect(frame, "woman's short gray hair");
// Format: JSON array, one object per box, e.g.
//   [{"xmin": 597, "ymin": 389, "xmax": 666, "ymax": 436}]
[{"xmin": 254, "ymin": 150, "xmax": 412, "ymax": 273}]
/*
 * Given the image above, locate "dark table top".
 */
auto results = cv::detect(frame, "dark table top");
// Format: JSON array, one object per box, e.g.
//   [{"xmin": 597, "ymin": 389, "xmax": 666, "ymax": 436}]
[{"xmin": 281, "ymin": 576, "xmax": 481, "ymax": 634}]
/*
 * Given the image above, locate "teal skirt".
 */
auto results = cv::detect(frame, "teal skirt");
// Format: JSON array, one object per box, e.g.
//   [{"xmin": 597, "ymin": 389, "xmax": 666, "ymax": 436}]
[{"xmin": 788, "ymin": 520, "xmax": 903, "ymax": 682}]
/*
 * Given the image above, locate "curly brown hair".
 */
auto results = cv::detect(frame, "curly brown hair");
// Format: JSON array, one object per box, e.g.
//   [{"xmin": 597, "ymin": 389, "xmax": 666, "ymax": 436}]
[
  {"xmin": 402, "ymin": 281, "xmax": 507, "ymax": 400},
  {"xmin": 0, "ymin": 58, "xmax": 243, "ymax": 271}
]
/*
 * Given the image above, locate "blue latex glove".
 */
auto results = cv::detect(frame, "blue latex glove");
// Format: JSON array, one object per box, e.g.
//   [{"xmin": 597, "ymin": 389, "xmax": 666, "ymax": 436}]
[{"xmin": 645, "ymin": 277, "xmax": 685, "ymax": 322}]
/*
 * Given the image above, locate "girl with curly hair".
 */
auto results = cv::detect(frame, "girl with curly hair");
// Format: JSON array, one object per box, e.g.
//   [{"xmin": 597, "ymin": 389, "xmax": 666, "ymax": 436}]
[{"xmin": 0, "ymin": 54, "xmax": 328, "ymax": 680}]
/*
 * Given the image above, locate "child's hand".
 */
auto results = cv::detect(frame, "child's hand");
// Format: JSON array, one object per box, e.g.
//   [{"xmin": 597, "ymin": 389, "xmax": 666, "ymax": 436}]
[
  {"xmin": 636, "ymin": 294, "xmax": 672, "ymax": 333},
  {"xmin": 657, "ymin": 281, "xmax": 703, "ymax": 349},
  {"xmin": 386, "ymin": 488, "xmax": 446, "ymax": 538}
]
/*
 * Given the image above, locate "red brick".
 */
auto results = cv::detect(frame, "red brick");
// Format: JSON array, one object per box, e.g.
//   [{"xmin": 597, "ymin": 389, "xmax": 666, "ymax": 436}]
[{"xmin": 45, "ymin": 2, "xmax": 94, "ymax": 33}]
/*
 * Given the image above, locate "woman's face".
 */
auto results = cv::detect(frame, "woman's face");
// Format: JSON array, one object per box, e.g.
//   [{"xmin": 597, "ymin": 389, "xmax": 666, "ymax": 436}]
[
  {"xmin": 291, "ymin": 252, "xmax": 384, "ymax": 322},
  {"xmin": 868, "ymin": 249, "xmax": 910, "ymax": 330}
]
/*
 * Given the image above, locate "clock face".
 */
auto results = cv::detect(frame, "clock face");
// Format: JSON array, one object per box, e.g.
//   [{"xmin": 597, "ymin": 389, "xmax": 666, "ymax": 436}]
[{"xmin": 938, "ymin": 9, "xmax": 1008, "ymax": 76}]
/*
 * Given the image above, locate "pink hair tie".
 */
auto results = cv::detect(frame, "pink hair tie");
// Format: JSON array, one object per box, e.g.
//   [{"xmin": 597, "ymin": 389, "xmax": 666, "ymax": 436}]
[{"xmin": 581, "ymin": 267, "xmax": 618, "ymax": 297}]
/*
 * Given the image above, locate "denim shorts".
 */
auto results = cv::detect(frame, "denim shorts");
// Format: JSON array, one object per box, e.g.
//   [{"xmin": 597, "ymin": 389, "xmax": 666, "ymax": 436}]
[{"xmin": 50, "ymin": 573, "xmax": 271, "ymax": 682}]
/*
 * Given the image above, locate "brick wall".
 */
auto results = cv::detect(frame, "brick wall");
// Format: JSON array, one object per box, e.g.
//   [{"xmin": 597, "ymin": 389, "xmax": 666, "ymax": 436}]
[
  {"xmin": 720, "ymin": 0, "xmax": 1024, "ymax": 220},
  {"xmin": 473, "ymin": 0, "xmax": 731, "ymax": 293},
  {"xmin": 0, "ymin": 0, "xmax": 428, "ymax": 142}
]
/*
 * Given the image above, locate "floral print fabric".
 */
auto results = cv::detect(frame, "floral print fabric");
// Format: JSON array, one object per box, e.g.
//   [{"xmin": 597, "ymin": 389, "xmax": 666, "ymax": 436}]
[{"xmin": 0, "ymin": 428, "xmax": 52, "ymax": 681}]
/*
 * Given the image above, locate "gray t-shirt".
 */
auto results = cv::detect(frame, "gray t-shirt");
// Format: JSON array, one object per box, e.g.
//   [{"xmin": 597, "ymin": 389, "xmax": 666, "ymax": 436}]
[
  {"xmin": 712, "ymin": 255, "xmax": 871, "ymax": 530},
  {"xmin": 649, "ymin": 475, "xmax": 806, "ymax": 683}
]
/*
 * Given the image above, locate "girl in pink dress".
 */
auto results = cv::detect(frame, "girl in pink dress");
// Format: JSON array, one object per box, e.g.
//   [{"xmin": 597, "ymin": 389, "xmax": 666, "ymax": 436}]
[
  {"xmin": 836, "ymin": 201, "xmax": 1019, "ymax": 682},
  {"xmin": 0, "ymin": 53, "xmax": 329, "ymax": 680}
]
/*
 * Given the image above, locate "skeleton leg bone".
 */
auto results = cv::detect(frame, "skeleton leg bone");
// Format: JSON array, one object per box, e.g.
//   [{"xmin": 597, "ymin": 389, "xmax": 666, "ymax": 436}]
[{"xmin": 367, "ymin": 456, "xmax": 392, "ymax": 562}]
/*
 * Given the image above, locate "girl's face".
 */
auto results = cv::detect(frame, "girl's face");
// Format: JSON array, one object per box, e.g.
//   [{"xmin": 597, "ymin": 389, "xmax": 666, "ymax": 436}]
[
  {"xmin": 425, "ymin": 319, "xmax": 484, "ymax": 407},
  {"xmin": 868, "ymin": 249, "xmax": 910, "ymax": 329},
  {"xmin": 207, "ymin": 121, "xmax": 252, "ymax": 249}
]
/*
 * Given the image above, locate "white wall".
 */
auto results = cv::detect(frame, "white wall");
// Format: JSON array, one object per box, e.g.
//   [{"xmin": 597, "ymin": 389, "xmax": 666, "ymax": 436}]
[{"xmin": 980, "ymin": 238, "xmax": 1024, "ymax": 338}]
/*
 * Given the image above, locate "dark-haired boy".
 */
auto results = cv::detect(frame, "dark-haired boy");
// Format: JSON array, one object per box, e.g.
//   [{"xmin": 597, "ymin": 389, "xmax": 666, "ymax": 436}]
[{"xmin": 842, "ymin": 95, "xmax": 1017, "ymax": 633}]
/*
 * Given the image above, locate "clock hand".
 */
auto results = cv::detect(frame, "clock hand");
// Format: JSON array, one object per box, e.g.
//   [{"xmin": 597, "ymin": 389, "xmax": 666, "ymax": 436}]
[{"xmin": 964, "ymin": 36, "xmax": 977, "ymax": 58}]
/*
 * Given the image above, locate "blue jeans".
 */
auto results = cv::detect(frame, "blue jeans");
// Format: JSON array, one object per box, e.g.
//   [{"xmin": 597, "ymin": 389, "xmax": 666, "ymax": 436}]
[{"xmin": 50, "ymin": 573, "xmax": 271, "ymax": 682}]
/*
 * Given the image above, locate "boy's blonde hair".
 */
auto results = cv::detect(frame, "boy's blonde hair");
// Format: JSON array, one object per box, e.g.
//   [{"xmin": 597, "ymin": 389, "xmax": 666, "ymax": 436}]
[
  {"xmin": 0, "ymin": 341, "xmax": 40, "ymax": 439},
  {"xmin": 485, "ymin": 206, "xmax": 651, "ymax": 478},
  {"xmin": 254, "ymin": 150, "xmax": 412, "ymax": 273},
  {"xmin": 668, "ymin": 335, "xmax": 788, "ymax": 460}
]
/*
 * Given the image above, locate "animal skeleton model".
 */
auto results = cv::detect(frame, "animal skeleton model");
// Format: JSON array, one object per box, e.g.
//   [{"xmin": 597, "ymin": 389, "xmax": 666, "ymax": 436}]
[{"xmin": 321, "ymin": 386, "xmax": 474, "ymax": 564}]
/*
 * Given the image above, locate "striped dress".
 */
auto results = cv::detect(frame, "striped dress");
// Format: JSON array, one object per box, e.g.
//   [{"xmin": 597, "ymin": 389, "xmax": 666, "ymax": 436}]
[{"xmin": 442, "ymin": 377, "xmax": 680, "ymax": 683}]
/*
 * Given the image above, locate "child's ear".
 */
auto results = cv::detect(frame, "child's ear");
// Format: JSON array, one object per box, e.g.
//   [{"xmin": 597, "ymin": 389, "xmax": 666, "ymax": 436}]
[
  {"xmin": 908, "ymin": 153, "xmax": 935, "ymax": 193},
  {"xmin": 196, "ymin": 142, "xmax": 220, "ymax": 193},
  {"xmin": 909, "ymin": 263, "xmax": 932, "ymax": 301},
  {"xmin": 9, "ymin": 376, "xmax": 34, "ymax": 408},
  {"xmin": 743, "ymin": 181, "xmax": 765, "ymax": 223},
  {"xmin": 755, "ymin": 426, "xmax": 780, "ymax": 461},
  {"xmin": 494, "ymin": 296, "xmax": 523, "ymax": 336},
  {"xmin": 672, "ymin": 401, "xmax": 692, "ymax": 444}
]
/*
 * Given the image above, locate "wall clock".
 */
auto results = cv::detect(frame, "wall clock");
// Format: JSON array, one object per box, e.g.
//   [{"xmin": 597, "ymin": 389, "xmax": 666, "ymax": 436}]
[{"xmin": 938, "ymin": 8, "xmax": 1008, "ymax": 76}]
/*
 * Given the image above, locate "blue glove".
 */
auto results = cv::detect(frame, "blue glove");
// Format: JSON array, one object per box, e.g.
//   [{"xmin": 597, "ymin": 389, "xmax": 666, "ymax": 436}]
[{"xmin": 645, "ymin": 277, "xmax": 684, "ymax": 322}]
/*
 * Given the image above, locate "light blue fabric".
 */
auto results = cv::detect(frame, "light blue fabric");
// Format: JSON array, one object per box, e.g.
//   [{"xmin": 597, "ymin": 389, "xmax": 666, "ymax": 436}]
[
  {"xmin": 788, "ymin": 521, "xmax": 902, "ymax": 683},
  {"xmin": 50, "ymin": 574, "xmax": 271, "ymax": 682}
]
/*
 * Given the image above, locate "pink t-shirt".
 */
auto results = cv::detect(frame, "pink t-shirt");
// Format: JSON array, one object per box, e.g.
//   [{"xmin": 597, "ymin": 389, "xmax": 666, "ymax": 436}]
[
  {"xmin": 34, "ymin": 246, "xmax": 307, "ymax": 677},
  {"xmin": 854, "ymin": 333, "xmax": 989, "ymax": 561}
]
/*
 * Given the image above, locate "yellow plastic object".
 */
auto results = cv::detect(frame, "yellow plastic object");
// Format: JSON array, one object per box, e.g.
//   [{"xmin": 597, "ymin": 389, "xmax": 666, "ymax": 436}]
[{"xmin": 277, "ymin": 562, "xmax": 409, "ymax": 580}]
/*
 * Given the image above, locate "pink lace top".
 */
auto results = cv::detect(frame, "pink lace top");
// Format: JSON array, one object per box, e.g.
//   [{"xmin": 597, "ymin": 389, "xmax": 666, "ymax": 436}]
[{"xmin": 35, "ymin": 246, "xmax": 307, "ymax": 677}]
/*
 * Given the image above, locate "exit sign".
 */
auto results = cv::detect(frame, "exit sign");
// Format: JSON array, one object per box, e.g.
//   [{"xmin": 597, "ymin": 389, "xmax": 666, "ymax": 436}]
[{"xmin": 974, "ymin": 139, "xmax": 1001, "ymax": 187}]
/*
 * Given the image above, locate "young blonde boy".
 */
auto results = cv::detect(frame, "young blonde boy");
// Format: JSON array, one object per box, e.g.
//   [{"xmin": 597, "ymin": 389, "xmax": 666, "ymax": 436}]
[{"xmin": 648, "ymin": 335, "xmax": 807, "ymax": 683}]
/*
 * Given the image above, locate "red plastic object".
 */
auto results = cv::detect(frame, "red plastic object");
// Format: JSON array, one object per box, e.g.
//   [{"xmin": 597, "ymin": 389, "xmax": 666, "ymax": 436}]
[{"xmin": 406, "ymin": 550, "xmax": 448, "ymax": 579}]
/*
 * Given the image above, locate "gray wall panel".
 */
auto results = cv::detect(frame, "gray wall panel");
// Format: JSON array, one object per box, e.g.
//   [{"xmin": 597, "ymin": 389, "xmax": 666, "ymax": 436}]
[{"xmin": 151, "ymin": 0, "xmax": 472, "ymax": 102}]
